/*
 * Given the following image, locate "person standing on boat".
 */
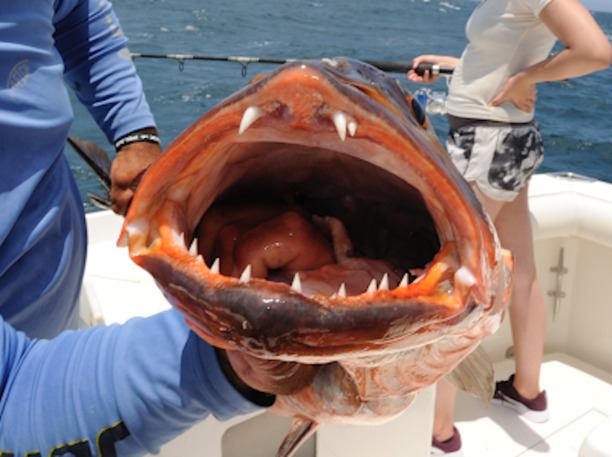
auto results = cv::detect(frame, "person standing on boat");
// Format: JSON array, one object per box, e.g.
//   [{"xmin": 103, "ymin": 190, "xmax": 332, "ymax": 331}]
[
  {"xmin": 0, "ymin": 0, "xmax": 161, "ymax": 339},
  {"xmin": 407, "ymin": 0, "xmax": 611, "ymax": 454}
]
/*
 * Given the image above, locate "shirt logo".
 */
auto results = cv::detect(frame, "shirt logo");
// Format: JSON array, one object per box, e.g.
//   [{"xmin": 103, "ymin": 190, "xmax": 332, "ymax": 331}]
[{"xmin": 7, "ymin": 60, "xmax": 30, "ymax": 97}]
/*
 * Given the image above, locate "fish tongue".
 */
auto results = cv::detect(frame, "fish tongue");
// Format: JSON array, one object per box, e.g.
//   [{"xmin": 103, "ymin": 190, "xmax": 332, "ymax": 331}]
[{"xmin": 225, "ymin": 209, "xmax": 337, "ymax": 278}]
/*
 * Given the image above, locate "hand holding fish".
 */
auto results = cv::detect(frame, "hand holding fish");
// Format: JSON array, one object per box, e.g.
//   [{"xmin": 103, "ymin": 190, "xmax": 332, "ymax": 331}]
[
  {"xmin": 221, "ymin": 349, "xmax": 321, "ymax": 396},
  {"xmin": 110, "ymin": 128, "xmax": 162, "ymax": 215}
]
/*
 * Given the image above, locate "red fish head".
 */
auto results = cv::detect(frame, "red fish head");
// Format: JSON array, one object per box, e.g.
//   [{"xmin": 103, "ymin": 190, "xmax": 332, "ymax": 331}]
[
  {"xmin": 120, "ymin": 59, "xmax": 512, "ymax": 449},
  {"xmin": 121, "ymin": 57, "xmax": 510, "ymax": 360}
]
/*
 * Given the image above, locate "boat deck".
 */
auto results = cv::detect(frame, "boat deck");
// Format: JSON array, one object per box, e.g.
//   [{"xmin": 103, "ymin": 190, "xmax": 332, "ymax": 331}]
[
  {"xmin": 456, "ymin": 354, "xmax": 612, "ymax": 457},
  {"xmin": 80, "ymin": 210, "xmax": 612, "ymax": 456}
]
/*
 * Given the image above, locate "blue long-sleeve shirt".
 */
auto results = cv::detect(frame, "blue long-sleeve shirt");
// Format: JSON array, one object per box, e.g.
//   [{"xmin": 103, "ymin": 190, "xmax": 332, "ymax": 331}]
[
  {"xmin": 0, "ymin": 309, "xmax": 266, "ymax": 455},
  {"xmin": 0, "ymin": 0, "xmax": 156, "ymax": 339}
]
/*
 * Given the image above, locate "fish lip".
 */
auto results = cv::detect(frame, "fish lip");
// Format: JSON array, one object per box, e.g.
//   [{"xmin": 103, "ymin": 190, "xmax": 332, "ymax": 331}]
[{"xmin": 122, "ymin": 58, "xmax": 501, "ymax": 357}]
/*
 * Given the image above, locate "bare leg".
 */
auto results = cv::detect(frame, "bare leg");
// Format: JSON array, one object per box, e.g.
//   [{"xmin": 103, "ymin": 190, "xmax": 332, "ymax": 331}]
[
  {"xmin": 433, "ymin": 378, "xmax": 458, "ymax": 442},
  {"xmin": 472, "ymin": 184, "xmax": 546, "ymax": 399},
  {"xmin": 432, "ymin": 183, "xmax": 546, "ymax": 441}
]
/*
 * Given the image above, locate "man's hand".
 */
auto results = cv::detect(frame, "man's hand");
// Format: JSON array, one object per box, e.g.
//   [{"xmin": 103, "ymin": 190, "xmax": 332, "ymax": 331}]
[
  {"xmin": 219, "ymin": 349, "xmax": 321, "ymax": 397},
  {"xmin": 110, "ymin": 128, "xmax": 162, "ymax": 215}
]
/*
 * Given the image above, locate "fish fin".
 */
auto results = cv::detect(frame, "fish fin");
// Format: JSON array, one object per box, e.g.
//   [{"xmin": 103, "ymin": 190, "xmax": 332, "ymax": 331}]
[
  {"xmin": 67, "ymin": 137, "xmax": 112, "ymax": 205},
  {"xmin": 444, "ymin": 344, "xmax": 494, "ymax": 405},
  {"xmin": 276, "ymin": 418, "xmax": 320, "ymax": 457},
  {"xmin": 501, "ymin": 248, "xmax": 514, "ymax": 306},
  {"xmin": 86, "ymin": 191, "xmax": 112, "ymax": 211}
]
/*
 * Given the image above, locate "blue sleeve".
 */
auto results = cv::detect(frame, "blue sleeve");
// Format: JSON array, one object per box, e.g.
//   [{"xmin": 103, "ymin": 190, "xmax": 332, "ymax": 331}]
[
  {"xmin": 53, "ymin": 0, "xmax": 156, "ymax": 142},
  {"xmin": 0, "ymin": 310, "xmax": 266, "ymax": 456}
]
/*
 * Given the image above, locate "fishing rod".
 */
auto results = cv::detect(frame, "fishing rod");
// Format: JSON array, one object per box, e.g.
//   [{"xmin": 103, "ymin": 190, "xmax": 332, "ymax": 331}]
[{"xmin": 130, "ymin": 53, "xmax": 454, "ymax": 76}]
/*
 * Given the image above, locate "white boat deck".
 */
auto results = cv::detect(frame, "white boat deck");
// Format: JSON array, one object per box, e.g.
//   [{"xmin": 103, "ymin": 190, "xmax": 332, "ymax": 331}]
[
  {"xmin": 456, "ymin": 354, "xmax": 612, "ymax": 457},
  {"xmin": 80, "ymin": 211, "xmax": 171, "ymax": 327},
  {"xmin": 79, "ymin": 174, "xmax": 612, "ymax": 456}
]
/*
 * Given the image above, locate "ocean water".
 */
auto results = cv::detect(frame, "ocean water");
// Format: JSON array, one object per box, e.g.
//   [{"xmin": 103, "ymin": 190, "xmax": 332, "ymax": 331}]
[{"xmin": 66, "ymin": 0, "xmax": 612, "ymax": 213}]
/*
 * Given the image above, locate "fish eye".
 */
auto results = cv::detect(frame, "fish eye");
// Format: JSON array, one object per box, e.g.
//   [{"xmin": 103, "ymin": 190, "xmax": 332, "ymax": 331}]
[{"xmin": 408, "ymin": 96, "xmax": 427, "ymax": 128}]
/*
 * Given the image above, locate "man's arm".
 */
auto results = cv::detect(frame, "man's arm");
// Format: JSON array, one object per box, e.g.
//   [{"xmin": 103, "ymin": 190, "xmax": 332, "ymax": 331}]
[
  {"xmin": 53, "ymin": 0, "xmax": 162, "ymax": 214},
  {"xmin": 0, "ymin": 310, "xmax": 266, "ymax": 456}
]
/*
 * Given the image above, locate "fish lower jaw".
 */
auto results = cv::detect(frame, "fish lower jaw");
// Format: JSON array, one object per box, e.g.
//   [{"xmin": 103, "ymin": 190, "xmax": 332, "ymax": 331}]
[{"xmin": 139, "ymin": 230, "xmax": 476, "ymax": 311}]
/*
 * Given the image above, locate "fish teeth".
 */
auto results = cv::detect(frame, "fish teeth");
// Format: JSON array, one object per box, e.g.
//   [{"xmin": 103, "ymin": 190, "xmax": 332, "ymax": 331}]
[
  {"xmin": 124, "ymin": 220, "xmax": 149, "ymax": 246},
  {"xmin": 399, "ymin": 273, "xmax": 409, "ymax": 288},
  {"xmin": 378, "ymin": 273, "xmax": 389, "ymax": 291},
  {"xmin": 178, "ymin": 232, "xmax": 186, "ymax": 250},
  {"xmin": 239, "ymin": 264, "xmax": 252, "ymax": 283},
  {"xmin": 117, "ymin": 232, "xmax": 128, "ymax": 248},
  {"xmin": 455, "ymin": 266, "xmax": 476, "ymax": 287},
  {"xmin": 197, "ymin": 255, "xmax": 205, "ymax": 264},
  {"xmin": 338, "ymin": 283, "xmax": 347, "ymax": 298},
  {"xmin": 332, "ymin": 111, "xmax": 348, "ymax": 141},
  {"xmin": 348, "ymin": 120, "xmax": 357, "ymax": 137},
  {"xmin": 189, "ymin": 238, "xmax": 198, "ymax": 256},
  {"xmin": 210, "ymin": 258, "xmax": 220, "ymax": 274},
  {"xmin": 367, "ymin": 279, "xmax": 377, "ymax": 294},
  {"xmin": 291, "ymin": 273, "xmax": 302, "ymax": 293},
  {"xmin": 438, "ymin": 280, "xmax": 453, "ymax": 294},
  {"xmin": 239, "ymin": 106, "xmax": 265, "ymax": 134}
]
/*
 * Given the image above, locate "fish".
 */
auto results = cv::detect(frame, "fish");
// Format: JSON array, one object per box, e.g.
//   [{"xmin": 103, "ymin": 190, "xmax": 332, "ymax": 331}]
[
  {"xmin": 116, "ymin": 57, "xmax": 513, "ymax": 457},
  {"xmin": 67, "ymin": 137, "xmax": 113, "ymax": 210}
]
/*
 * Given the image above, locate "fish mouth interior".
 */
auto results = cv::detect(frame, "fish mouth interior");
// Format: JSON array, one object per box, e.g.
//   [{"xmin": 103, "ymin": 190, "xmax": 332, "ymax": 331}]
[{"xmin": 190, "ymin": 138, "xmax": 442, "ymax": 297}]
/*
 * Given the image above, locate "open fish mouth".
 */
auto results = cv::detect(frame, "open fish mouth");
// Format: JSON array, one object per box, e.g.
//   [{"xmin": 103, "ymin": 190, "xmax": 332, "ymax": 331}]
[{"xmin": 120, "ymin": 57, "xmax": 507, "ymax": 364}]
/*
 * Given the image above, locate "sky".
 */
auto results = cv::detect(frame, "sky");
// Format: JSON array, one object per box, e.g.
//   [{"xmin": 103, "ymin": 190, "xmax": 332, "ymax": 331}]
[{"xmin": 580, "ymin": 0, "xmax": 612, "ymax": 13}]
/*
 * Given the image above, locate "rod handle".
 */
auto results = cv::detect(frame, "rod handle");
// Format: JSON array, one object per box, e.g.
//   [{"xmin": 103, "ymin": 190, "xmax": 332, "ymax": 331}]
[
  {"xmin": 413, "ymin": 63, "xmax": 455, "ymax": 76},
  {"xmin": 365, "ymin": 61, "xmax": 454, "ymax": 75}
]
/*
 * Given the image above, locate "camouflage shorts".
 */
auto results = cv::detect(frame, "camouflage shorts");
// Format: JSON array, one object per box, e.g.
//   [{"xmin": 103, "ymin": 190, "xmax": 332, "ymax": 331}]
[{"xmin": 446, "ymin": 119, "xmax": 544, "ymax": 202}]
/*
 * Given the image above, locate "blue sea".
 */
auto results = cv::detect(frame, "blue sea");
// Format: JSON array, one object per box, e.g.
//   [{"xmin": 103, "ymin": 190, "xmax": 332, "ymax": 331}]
[{"xmin": 66, "ymin": 0, "xmax": 612, "ymax": 213}]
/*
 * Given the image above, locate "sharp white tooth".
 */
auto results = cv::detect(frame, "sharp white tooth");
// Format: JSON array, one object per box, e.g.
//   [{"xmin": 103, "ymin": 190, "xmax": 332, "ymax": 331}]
[
  {"xmin": 239, "ymin": 264, "xmax": 252, "ymax": 283},
  {"xmin": 125, "ymin": 220, "xmax": 148, "ymax": 238},
  {"xmin": 210, "ymin": 258, "xmax": 220, "ymax": 274},
  {"xmin": 117, "ymin": 232, "xmax": 128, "ymax": 248},
  {"xmin": 399, "ymin": 273, "xmax": 409, "ymax": 288},
  {"xmin": 291, "ymin": 273, "xmax": 302, "ymax": 293},
  {"xmin": 239, "ymin": 106, "xmax": 265, "ymax": 134},
  {"xmin": 379, "ymin": 273, "xmax": 389, "ymax": 291},
  {"xmin": 338, "ymin": 283, "xmax": 347, "ymax": 298},
  {"xmin": 332, "ymin": 111, "xmax": 347, "ymax": 141},
  {"xmin": 189, "ymin": 238, "xmax": 198, "ymax": 255},
  {"xmin": 348, "ymin": 120, "xmax": 357, "ymax": 137},
  {"xmin": 367, "ymin": 279, "xmax": 377, "ymax": 294},
  {"xmin": 197, "ymin": 255, "xmax": 205, "ymax": 264},
  {"xmin": 178, "ymin": 232, "xmax": 186, "ymax": 249},
  {"xmin": 455, "ymin": 266, "xmax": 476, "ymax": 287}
]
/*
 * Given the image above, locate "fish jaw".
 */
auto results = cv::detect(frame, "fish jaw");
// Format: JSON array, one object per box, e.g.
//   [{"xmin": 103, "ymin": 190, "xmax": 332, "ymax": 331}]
[{"xmin": 120, "ymin": 57, "xmax": 509, "ymax": 361}]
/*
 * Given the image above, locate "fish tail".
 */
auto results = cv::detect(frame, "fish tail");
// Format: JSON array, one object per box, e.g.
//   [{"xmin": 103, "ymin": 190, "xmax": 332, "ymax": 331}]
[
  {"xmin": 67, "ymin": 137, "xmax": 112, "ymax": 209},
  {"xmin": 276, "ymin": 418, "xmax": 320, "ymax": 457}
]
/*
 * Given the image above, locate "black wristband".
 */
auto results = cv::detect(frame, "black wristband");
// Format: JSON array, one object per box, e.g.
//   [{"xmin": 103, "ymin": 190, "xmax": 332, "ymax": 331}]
[{"xmin": 114, "ymin": 132, "xmax": 161, "ymax": 152}]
